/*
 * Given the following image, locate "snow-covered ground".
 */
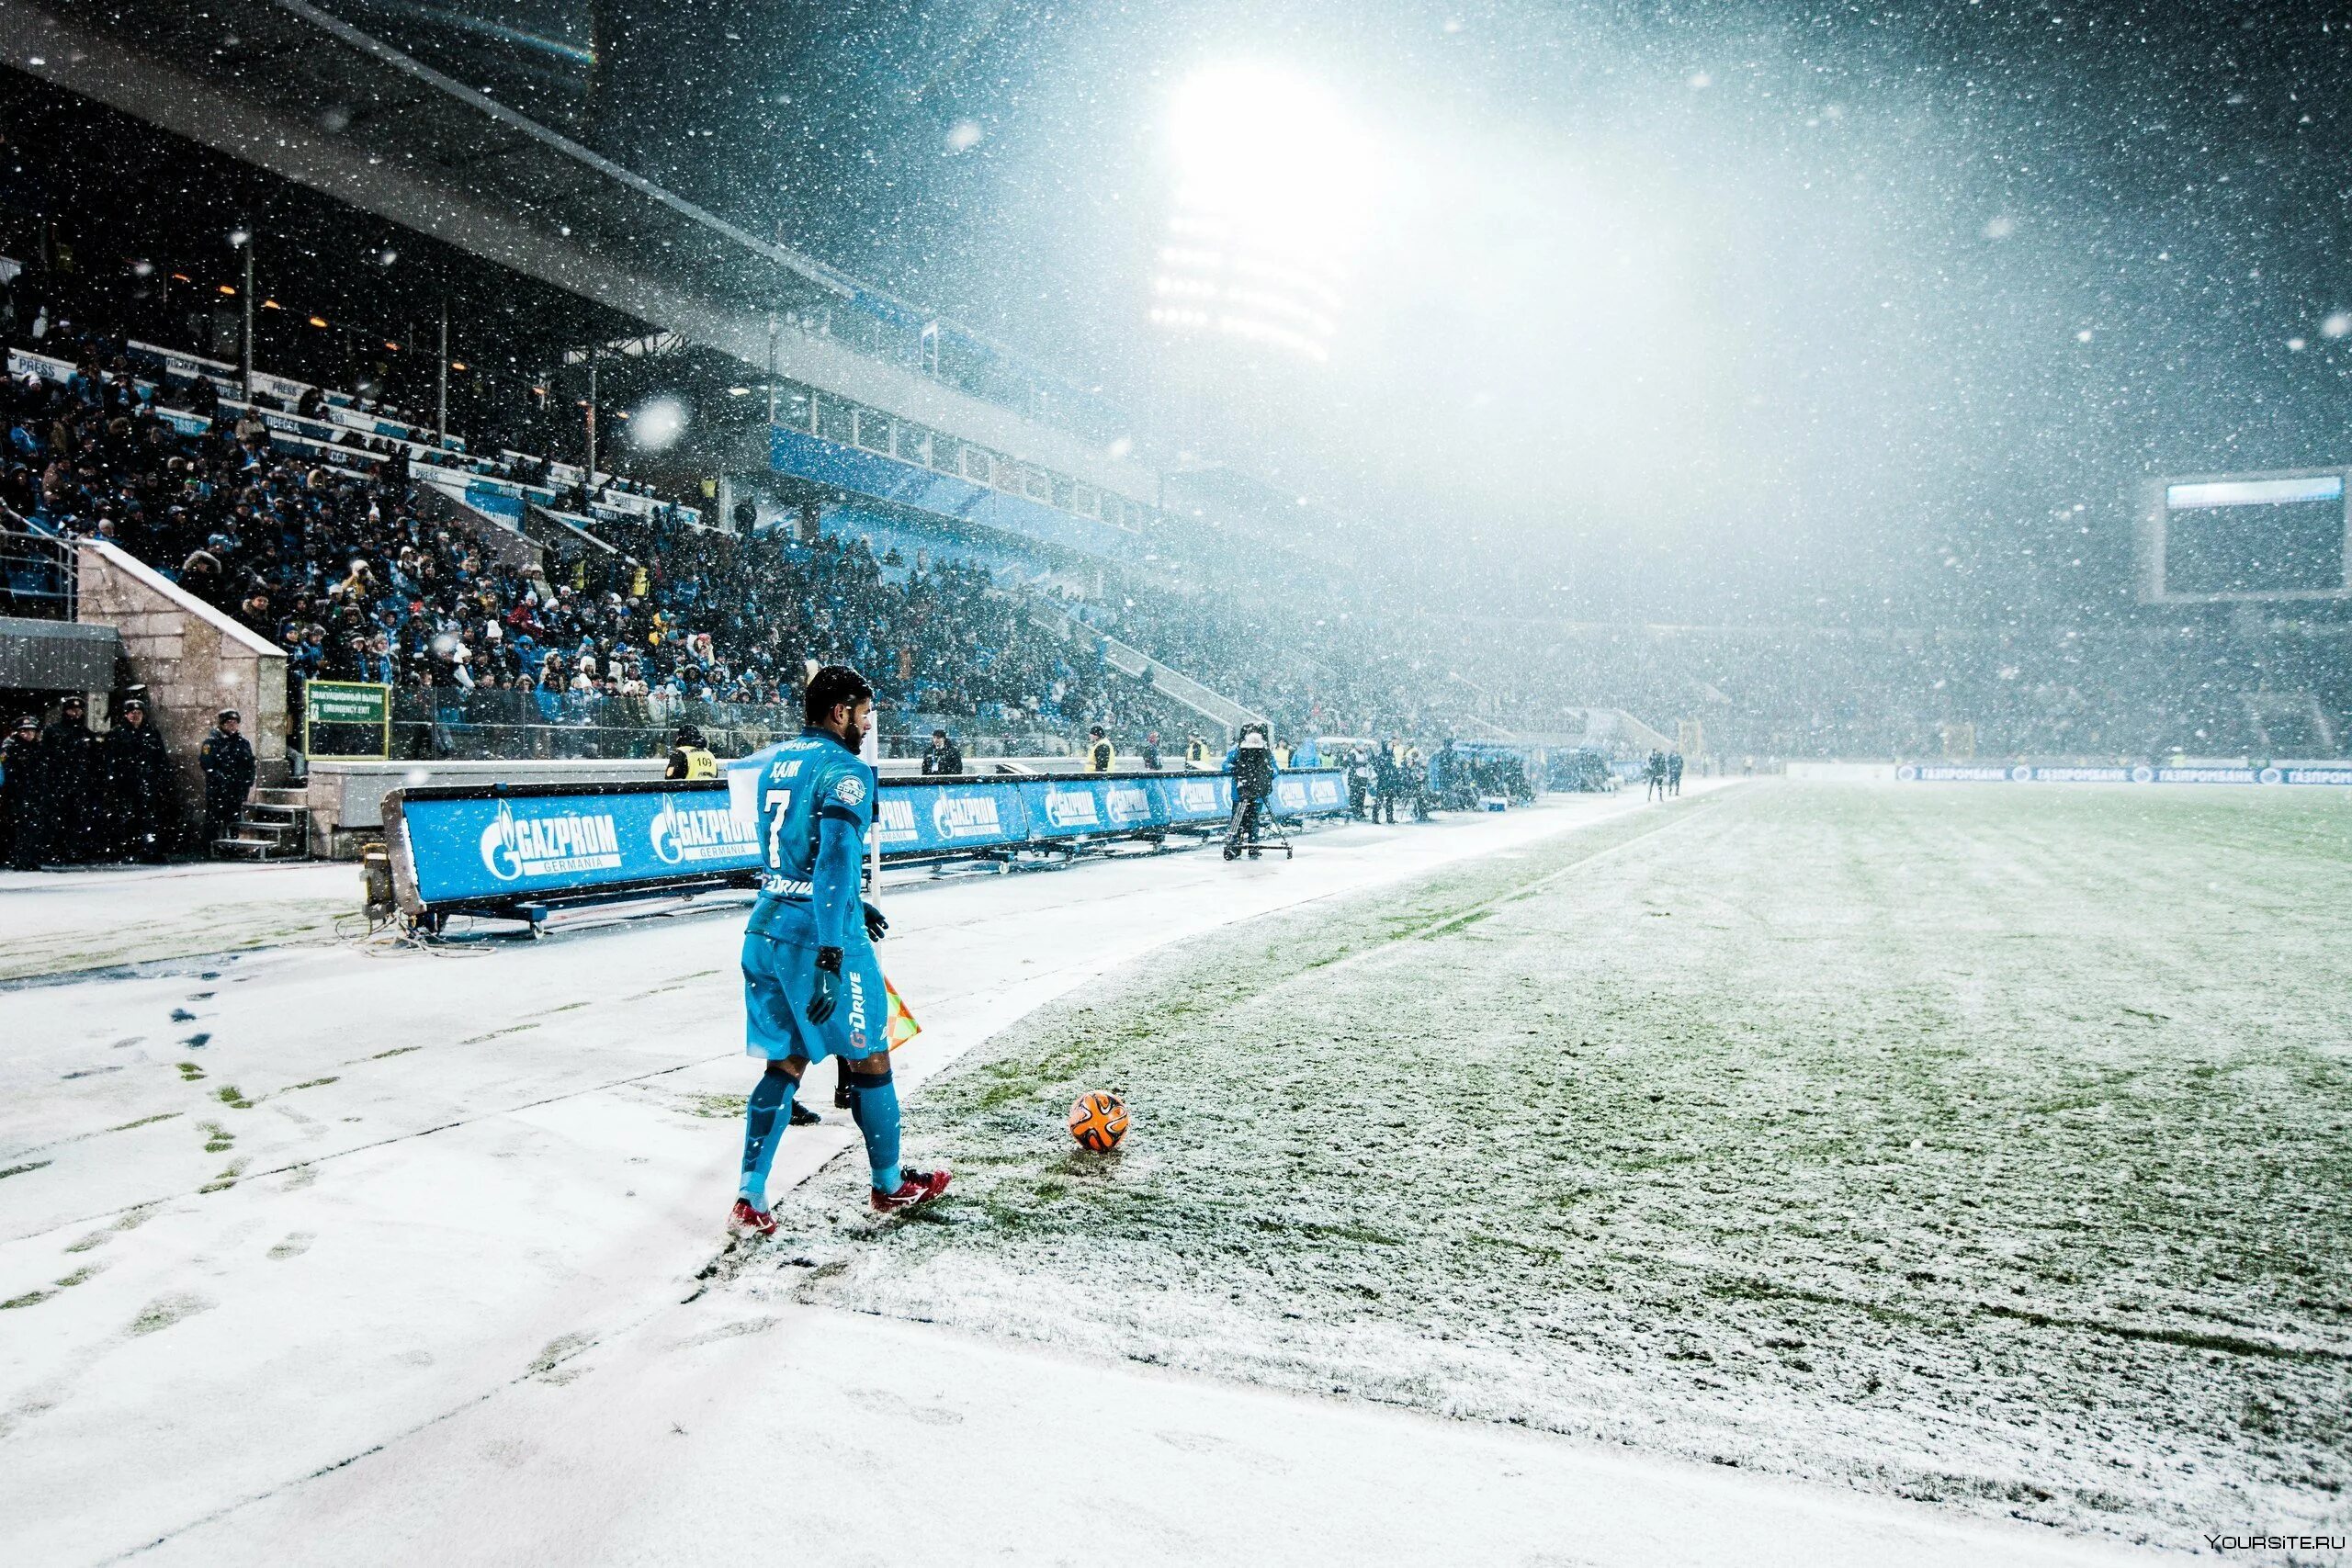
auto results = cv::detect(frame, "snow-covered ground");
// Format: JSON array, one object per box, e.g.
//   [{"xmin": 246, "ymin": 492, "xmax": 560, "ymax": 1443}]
[
  {"xmin": 0, "ymin": 859, "xmax": 357, "ymax": 982},
  {"xmin": 0, "ymin": 782, "xmax": 2256, "ymax": 1564},
  {"xmin": 777, "ymin": 783, "xmax": 2349, "ymax": 1558}
]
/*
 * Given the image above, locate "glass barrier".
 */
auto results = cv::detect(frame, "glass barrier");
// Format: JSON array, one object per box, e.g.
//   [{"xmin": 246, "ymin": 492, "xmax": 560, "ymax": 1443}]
[{"xmin": 367, "ymin": 686, "xmax": 1080, "ymax": 762}]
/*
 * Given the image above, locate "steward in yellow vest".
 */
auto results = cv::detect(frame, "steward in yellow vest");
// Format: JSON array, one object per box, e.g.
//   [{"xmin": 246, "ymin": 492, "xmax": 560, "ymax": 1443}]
[{"xmin": 666, "ymin": 723, "xmax": 718, "ymax": 780}]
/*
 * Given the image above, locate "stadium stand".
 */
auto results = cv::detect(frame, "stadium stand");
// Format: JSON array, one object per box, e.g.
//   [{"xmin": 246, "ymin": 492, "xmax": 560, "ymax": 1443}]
[
  {"xmin": 1, "ymin": 327, "xmax": 1213, "ymax": 759},
  {"xmin": 5, "ymin": 296, "xmax": 2345, "ymax": 772}
]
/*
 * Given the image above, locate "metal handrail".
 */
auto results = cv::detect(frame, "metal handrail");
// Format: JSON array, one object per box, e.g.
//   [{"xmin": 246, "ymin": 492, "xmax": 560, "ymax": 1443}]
[{"xmin": 0, "ymin": 517, "xmax": 75, "ymax": 621}]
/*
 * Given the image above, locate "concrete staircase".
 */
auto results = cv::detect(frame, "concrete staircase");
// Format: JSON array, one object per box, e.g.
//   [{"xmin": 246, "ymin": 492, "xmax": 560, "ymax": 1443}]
[{"xmin": 213, "ymin": 786, "xmax": 311, "ymax": 861}]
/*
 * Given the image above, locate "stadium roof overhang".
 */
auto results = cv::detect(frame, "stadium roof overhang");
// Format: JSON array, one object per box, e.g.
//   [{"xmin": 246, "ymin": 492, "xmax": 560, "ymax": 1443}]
[
  {"xmin": 0, "ymin": 0, "xmax": 1163, "ymax": 505},
  {"xmin": 0, "ymin": 0, "xmax": 849, "ymax": 320}
]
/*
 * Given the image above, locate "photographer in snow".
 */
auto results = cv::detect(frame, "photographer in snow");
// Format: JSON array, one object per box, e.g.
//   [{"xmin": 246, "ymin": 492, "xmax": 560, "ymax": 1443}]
[{"xmin": 1222, "ymin": 722, "xmax": 1278, "ymax": 862}]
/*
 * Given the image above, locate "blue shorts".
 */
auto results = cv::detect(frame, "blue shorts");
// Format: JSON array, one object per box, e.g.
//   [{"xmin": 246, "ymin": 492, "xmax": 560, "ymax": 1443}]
[{"xmin": 741, "ymin": 899, "xmax": 889, "ymax": 1064}]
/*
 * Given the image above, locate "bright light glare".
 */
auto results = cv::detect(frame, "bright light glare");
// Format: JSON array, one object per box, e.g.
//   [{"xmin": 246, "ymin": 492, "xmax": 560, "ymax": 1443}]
[
  {"xmin": 1156, "ymin": 62, "xmax": 1378, "ymax": 360},
  {"xmin": 1167, "ymin": 62, "xmax": 1375, "ymax": 258},
  {"xmin": 630, "ymin": 396, "xmax": 688, "ymax": 451}
]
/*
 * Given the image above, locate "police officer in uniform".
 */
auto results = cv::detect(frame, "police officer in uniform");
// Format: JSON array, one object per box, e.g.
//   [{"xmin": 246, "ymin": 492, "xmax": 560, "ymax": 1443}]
[
  {"xmin": 1085, "ymin": 725, "xmax": 1115, "ymax": 773},
  {"xmin": 1, "ymin": 714, "xmax": 43, "ymax": 869},
  {"xmin": 199, "ymin": 709, "xmax": 257, "ymax": 854},
  {"xmin": 41, "ymin": 694, "xmax": 98, "ymax": 863},
  {"xmin": 665, "ymin": 723, "xmax": 718, "ymax": 780},
  {"xmin": 105, "ymin": 696, "xmax": 173, "ymax": 862}
]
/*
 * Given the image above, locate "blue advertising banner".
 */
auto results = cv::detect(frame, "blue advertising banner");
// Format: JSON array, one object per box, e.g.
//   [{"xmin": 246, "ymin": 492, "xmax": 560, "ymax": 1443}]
[
  {"xmin": 1019, "ymin": 777, "xmax": 1119, "ymax": 840},
  {"xmin": 1102, "ymin": 777, "xmax": 1167, "ymax": 832},
  {"xmin": 389, "ymin": 765, "xmax": 1361, "ymax": 916},
  {"xmin": 394, "ymin": 784, "xmax": 762, "ymax": 909},
  {"xmin": 1157, "ymin": 773, "xmax": 1234, "ymax": 824},
  {"xmin": 1272, "ymin": 771, "xmax": 1349, "ymax": 816},
  {"xmin": 1894, "ymin": 761, "xmax": 2352, "ymax": 786},
  {"xmin": 871, "ymin": 780, "xmax": 1031, "ymax": 855}
]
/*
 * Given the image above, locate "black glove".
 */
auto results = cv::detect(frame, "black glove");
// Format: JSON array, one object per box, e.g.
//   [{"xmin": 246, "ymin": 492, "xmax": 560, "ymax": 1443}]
[
  {"xmin": 807, "ymin": 945, "xmax": 843, "ymax": 1024},
  {"xmin": 862, "ymin": 900, "xmax": 889, "ymax": 943}
]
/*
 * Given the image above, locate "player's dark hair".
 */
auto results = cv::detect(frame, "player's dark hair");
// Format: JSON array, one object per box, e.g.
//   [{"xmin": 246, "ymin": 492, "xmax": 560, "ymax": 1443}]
[{"xmin": 804, "ymin": 663, "xmax": 875, "ymax": 726}]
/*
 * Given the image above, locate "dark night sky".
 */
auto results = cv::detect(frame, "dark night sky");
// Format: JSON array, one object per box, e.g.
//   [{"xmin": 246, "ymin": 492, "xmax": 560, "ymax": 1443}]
[{"xmin": 344, "ymin": 1, "xmax": 2352, "ymax": 627}]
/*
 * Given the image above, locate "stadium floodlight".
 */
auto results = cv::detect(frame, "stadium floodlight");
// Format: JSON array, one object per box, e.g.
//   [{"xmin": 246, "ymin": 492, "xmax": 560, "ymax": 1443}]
[
  {"xmin": 631, "ymin": 395, "xmax": 688, "ymax": 451},
  {"xmin": 1154, "ymin": 61, "xmax": 1377, "ymax": 361}
]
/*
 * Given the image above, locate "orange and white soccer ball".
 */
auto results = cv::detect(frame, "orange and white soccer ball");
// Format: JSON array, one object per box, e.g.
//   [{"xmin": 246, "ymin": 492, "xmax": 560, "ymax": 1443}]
[{"xmin": 1067, "ymin": 1090, "xmax": 1129, "ymax": 1152}]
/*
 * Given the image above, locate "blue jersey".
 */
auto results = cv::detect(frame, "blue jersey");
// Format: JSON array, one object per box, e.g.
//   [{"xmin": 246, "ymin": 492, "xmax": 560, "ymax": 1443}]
[{"xmin": 737, "ymin": 730, "xmax": 876, "ymax": 897}]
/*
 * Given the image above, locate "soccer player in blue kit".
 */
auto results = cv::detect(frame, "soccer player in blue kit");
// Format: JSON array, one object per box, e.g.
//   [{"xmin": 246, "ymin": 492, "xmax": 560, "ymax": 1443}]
[{"xmin": 729, "ymin": 664, "xmax": 950, "ymax": 1237}]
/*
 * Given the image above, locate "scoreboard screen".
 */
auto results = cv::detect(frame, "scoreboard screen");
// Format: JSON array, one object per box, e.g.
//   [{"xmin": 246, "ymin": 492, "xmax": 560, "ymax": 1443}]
[{"xmin": 2146, "ymin": 473, "xmax": 2349, "ymax": 601}]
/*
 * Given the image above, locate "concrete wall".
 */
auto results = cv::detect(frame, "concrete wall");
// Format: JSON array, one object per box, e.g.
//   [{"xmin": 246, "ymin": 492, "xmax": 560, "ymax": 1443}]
[{"xmin": 75, "ymin": 540, "xmax": 288, "ymax": 833}]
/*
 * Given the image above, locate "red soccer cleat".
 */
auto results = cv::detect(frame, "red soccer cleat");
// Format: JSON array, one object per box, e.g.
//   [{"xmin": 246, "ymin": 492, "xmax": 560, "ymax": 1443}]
[
  {"xmin": 870, "ymin": 1169, "xmax": 951, "ymax": 1213},
  {"xmin": 729, "ymin": 1196, "xmax": 778, "ymax": 1238}
]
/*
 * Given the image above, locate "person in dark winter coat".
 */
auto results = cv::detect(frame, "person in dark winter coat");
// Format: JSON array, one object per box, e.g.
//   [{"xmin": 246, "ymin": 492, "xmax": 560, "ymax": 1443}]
[
  {"xmin": 40, "ymin": 694, "xmax": 98, "ymax": 863},
  {"xmin": 199, "ymin": 709, "xmax": 256, "ymax": 854},
  {"xmin": 1222, "ymin": 723, "xmax": 1278, "ymax": 861},
  {"xmin": 104, "ymin": 697, "xmax": 173, "ymax": 862},
  {"xmin": 1372, "ymin": 740, "xmax": 1402, "ymax": 825},
  {"xmin": 1, "ymin": 714, "xmax": 43, "ymax": 869},
  {"xmin": 921, "ymin": 728, "xmax": 965, "ymax": 776}
]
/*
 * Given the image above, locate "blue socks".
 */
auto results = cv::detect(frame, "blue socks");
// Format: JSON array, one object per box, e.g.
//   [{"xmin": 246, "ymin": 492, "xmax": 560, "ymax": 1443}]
[
  {"xmin": 741, "ymin": 1060, "xmax": 899, "ymax": 1204},
  {"xmin": 848, "ymin": 1063, "xmax": 902, "ymax": 1193},
  {"xmin": 739, "ymin": 1068, "xmax": 797, "ymax": 1204}
]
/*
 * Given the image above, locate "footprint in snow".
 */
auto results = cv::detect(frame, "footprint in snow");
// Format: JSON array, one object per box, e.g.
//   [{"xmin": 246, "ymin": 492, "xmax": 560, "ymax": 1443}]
[
  {"xmin": 170, "ymin": 1009, "xmax": 198, "ymax": 1022},
  {"xmin": 181, "ymin": 1033, "xmax": 211, "ymax": 1048}
]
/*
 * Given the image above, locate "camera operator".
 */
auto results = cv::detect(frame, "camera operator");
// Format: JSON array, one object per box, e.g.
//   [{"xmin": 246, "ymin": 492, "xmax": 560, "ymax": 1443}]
[{"xmin": 1222, "ymin": 723, "xmax": 1277, "ymax": 862}]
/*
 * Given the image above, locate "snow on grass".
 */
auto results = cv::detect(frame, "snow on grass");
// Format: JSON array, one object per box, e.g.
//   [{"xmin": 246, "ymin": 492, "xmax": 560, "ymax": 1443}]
[{"xmin": 771, "ymin": 784, "xmax": 2352, "ymax": 1547}]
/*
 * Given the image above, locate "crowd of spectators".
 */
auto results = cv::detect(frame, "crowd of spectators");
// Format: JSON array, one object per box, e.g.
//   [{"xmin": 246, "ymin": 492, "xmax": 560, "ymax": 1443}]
[
  {"xmin": 8, "ymin": 321, "xmax": 2347, "ymax": 772},
  {"xmin": 1077, "ymin": 566, "xmax": 2350, "ymax": 762},
  {"xmin": 3, "ymin": 329, "xmax": 1194, "ymax": 755}
]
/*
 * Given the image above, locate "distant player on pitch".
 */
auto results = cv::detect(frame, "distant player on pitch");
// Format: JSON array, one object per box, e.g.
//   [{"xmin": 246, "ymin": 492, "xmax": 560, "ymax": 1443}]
[{"xmin": 729, "ymin": 664, "xmax": 949, "ymax": 1237}]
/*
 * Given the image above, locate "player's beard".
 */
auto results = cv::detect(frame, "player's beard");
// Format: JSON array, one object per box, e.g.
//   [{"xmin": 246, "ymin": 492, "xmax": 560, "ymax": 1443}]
[{"xmin": 842, "ymin": 715, "xmax": 868, "ymax": 753}]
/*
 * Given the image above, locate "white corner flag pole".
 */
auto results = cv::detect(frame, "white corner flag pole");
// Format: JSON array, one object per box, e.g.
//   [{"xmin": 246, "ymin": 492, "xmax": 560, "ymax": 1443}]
[{"xmin": 860, "ymin": 718, "xmax": 882, "ymax": 897}]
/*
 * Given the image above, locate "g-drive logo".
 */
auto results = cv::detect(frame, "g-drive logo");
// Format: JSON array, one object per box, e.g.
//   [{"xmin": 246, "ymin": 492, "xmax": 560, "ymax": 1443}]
[
  {"xmin": 649, "ymin": 796, "xmax": 758, "ymax": 865},
  {"xmin": 933, "ymin": 794, "xmax": 1003, "ymax": 839},
  {"xmin": 479, "ymin": 802, "xmax": 622, "ymax": 881}
]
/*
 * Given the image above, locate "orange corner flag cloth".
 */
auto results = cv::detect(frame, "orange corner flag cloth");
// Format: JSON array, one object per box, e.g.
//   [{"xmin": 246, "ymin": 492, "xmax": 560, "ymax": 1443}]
[{"xmin": 885, "ymin": 977, "xmax": 921, "ymax": 1049}]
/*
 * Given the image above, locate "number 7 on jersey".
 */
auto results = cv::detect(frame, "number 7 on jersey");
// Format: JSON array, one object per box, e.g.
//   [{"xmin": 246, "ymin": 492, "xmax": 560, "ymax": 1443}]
[{"xmin": 763, "ymin": 788, "xmax": 794, "ymax": 869}]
